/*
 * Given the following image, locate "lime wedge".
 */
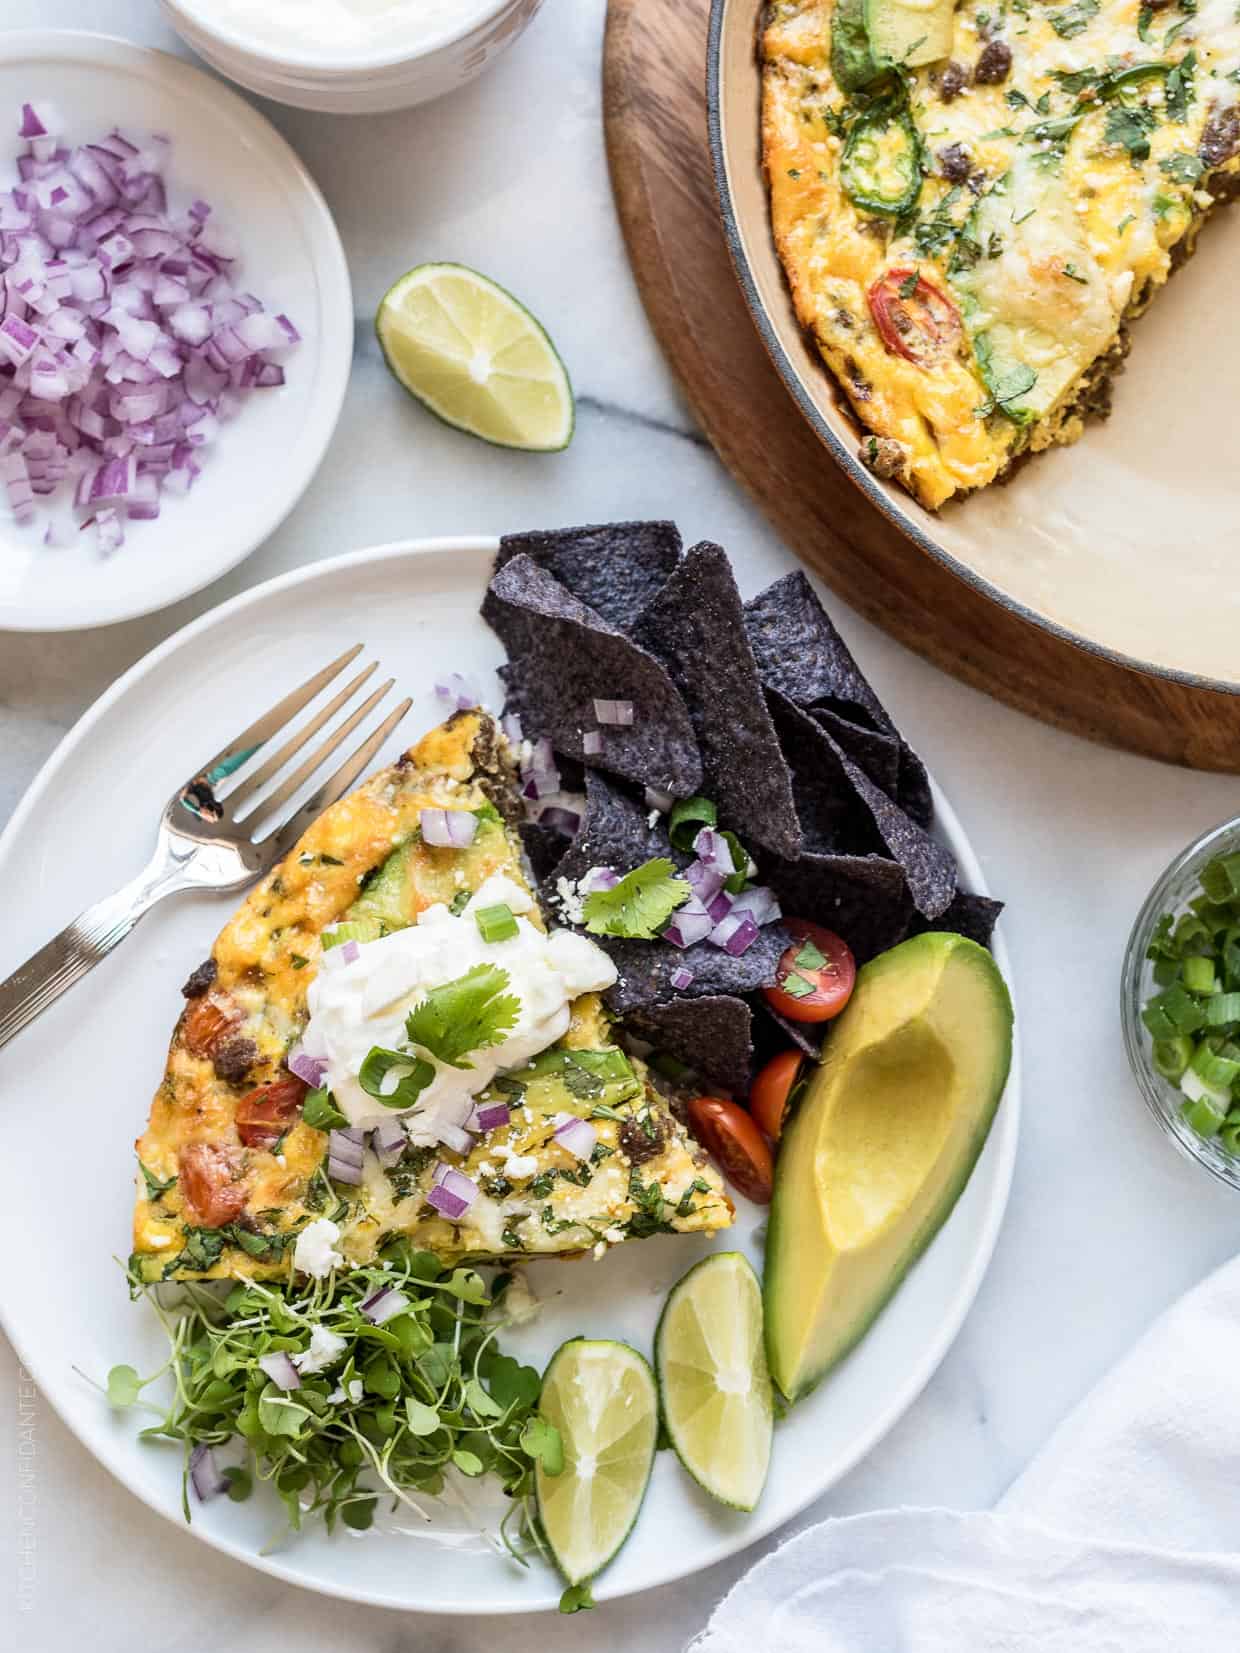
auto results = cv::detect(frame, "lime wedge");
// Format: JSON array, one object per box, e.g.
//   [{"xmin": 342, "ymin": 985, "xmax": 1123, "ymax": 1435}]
[
  {"xmin": 535, "ymin": 1339, "xmax": 658, "ymax": 1586},
  {"xmin": 655, "ymin": 1251, "xmax": 773, "ymax": 1511},
  {"xmin": 375, "ymin": 262, "xmax": 574, "ymax": 451}
]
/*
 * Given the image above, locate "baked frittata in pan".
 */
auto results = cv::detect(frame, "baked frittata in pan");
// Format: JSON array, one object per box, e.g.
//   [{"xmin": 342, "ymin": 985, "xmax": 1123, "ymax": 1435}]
[
  {"xmin": 763, "ymin": 0, "xmax": 1240, "ymax": 506},
  {"xmin": 132, "ymin": 709, "xmax": 732, "ymax": 1283}
]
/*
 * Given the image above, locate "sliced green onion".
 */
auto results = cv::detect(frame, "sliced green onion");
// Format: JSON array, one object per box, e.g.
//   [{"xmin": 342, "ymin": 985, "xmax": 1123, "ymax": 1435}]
[
  {"xmin": 1205, "ymin": 992, "xmax": 1240, "ymax": 1026},
  {"xmin": 1143, "ymin": 984, "xmax": 1205, "ymax": 1037},
  {"xmin": 668, "ymin": 796, "xmax": 717, "ymax": 852},
  {"xmin": 1190, "ymin": 1042, "xmax": 1240, "ymax": 1089},
  {"xmin": 1201, "ymin": 852, "xmax": 1240, "ymax": 904},
  {"xmin": 475, "ymin": 903, "xmax": 518, "ymax": 944},
  {"xmin": 720, "ymin": 830, "xmax": 750, "ymax": 893},
  {"xmin": 1182, "ymin": 1095, "xmax": 1226, "ymax": 1137},
  {"xmin": 1152, "ymin": 1036, "xmax": 1193, "ymax": 1081},
  {"xmin": 1182, "ymin": 955, "xmax": 1218, "ymax": 995}
]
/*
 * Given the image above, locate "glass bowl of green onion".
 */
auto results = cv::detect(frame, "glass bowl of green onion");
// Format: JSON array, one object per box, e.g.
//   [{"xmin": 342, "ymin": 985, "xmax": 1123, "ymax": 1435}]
[{"xmin": 1122, "ymin": 816, "xmax": 1240, "ymax": 1189}]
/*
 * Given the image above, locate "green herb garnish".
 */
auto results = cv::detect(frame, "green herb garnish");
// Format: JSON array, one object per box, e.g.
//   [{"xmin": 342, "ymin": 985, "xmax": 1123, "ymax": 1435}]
[
  {"xmin": 475, "ymin": 903, "xmax": 519, "ymax": 944},
  {"xmin": 405, "ymin": 964, "xmax": 520, "ymax": 1069},
  {"xmin": 358, "ymin": 1048, "xmax": 435, "ymax": 1110},
  {"xmin": 302, "ymin": 1087, "xmax": 349, "ymax": 1131},
  {"xmin": 581, "ymin": 858, "xmax": 691, "ymax": 941}
]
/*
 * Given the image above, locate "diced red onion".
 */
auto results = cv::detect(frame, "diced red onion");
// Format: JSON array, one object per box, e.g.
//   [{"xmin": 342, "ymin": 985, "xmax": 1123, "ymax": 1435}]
[
  {"xmin": 434, "ymin": 672, "xmax": 478, "ymax": 712},
  {"xmin": 553, "ymin": 1113, "xmax": 598, "ymax": 1161},
  {"xmin": 426, "ymin": 1166, "xmax": 478, "ymax": 1220},
  {"xmin": 360, "ymin": 1286, "xmax": 411, "ymax": 1325},
  {"xmin": 189, "ymin": 1443, "xmax": 228, "ymax": 1504},
  {"xmin": 94, "ymin": 507, "xmax": 123, "ymax": 555},
  {"xmin": 372, "ymin": 1119, "xmax": 407, "ymax": 1167},
  {"xmin": 467, "ymin": 1101, "xmax": 510, "ymax": 1134},
  {"xmin": 436, "ymin": 1122, "xmax": 475, "ymax": 1155},
  {"xmin": 593, "ymin": 698, "xmax": 635, "ymax": 726},
  {"xmin": 706, "ymin": 889, "xmax": 733, "ymax": 924},
  {"xmin": 258, "ymin": 1351, "xmax": 301, "ymax": 1391},
  {"xmin": 729, "ymin": 885, "xmax": 781, "ymax": 927},
  {"xmin": 685, "ymin": 857, "xmax": 726, "ymax": 905},
  {"xmin": 693, "ymin": 827, "xmax": 735, "ymax": 876},
  {"xmin": 419, "ymin": 807, "xmax": 478, "ymax": 849},
  {"xmin": 644, "ymin": 787, "xmax": 674, "ymax": 813},
  {"xmin": 670, "ymin": 966, "xmax": 695, "ymax": 991},
  {"xmin": 327, "ymin": 1155, "xmax": 362, "ymax": 1185},
  {"xmin": 341, "ymin": 939, "xmax": 361, "ymax": 964},
  {"xmin": 579, "ymin": 865, "xmax": 618, "ymax": 894},
  {"xmin": 329, "ymin": 1127, "xmax": 365, "ymax": 1163},
  {"xmin": 287, "ymin": 1048, "xmax": 327, "ymax": 1089},
  {"xmin": 582, "ymin": 729, "xmax": 603, "ymax": 757},
  {"xmin": 663, "ymin": 896, "xmax": 714, "ymax": 950},
  {"xmin": 708, "ymin": 911, "xmax": 760, "ymax": 957}
]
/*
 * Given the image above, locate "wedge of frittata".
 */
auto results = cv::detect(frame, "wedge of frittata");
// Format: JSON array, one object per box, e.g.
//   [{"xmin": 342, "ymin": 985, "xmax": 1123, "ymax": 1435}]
[{"xmin": 132, "ymin": 709, "xmax": 732, "ymax": 1283}]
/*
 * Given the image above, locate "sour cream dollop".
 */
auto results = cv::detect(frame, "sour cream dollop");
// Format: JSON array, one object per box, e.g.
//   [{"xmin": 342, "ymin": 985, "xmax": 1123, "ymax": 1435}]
[{"xmin": 303, "ymin": 874, "xmax": 618, "ymax": 1132}]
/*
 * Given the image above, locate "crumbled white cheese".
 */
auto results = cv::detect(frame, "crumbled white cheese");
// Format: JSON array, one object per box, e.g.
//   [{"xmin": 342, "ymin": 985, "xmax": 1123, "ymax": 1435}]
[
  {"xmin": 149, "ymin": 1233, "xmax": 172, "ymax": 1249},
  {"xmin": 329, "ymin": 1376, "xmax": 365, "ymax": 1404},
  {"xmin": 497, "ymin": 1143, "xmax": 539, "ymax": 1180},
  {"xmin": 554, "ymin": 875, "xmax": 585, "ymax": 926},
  {"xmin": 502, "ymin": 1269, "xmax": 541, "ymax": 1325},
  {"xmin": 293, "ymin": 1217, "xmax": 343, "ymax": 1279},
  {"xmin": 295, "ymin": 1322, "xmax": 348, "ymax": 1375}
]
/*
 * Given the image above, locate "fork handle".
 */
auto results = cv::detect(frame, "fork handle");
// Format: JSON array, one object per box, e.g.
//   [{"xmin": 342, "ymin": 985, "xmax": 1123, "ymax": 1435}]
[{"xmin": 0, "ymin": 857, "xmax": 182, "ymax": 1053}]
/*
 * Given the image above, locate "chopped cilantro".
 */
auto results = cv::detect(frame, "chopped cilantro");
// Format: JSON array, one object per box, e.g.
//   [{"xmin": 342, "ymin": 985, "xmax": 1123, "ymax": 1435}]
[
  {"xmin": 1061, "ymin": 262, "xmax": 1089, "ymax": 283},
  {"xmin": 1165, "ymin": 50, "xmax": 1196, "ymax": 122},
  {"xmin": 290, "ymin": 953, "xmax": 309, "ymax": 970},
  {"xmin": 1048, "ymin": 0, "xmax": 1099, "ymax": 37},
  {"xmin": 1161, "ymin": 150, "xmax": 1204, "ymax": 183},
  {"xmin": 581, "ymin": 857, "xmax": 690, "ymax": 941},
  {"xmin": 138, "ymin": 1160, "xmax": 176, "ymax": 1201},
  {"xmin": 1138, "ymin": 2, "xmax": 1154, "ymax": 39},
  {"xmin": 302, "ymin": 1086, "xmax": 349, "ymax": 1130},
  {"xmin": 1118, "ymin": 212, "xmax": 1136, "ymax": 233},
  {"xmin": 898, "ymin": 270, "xmax": 920, "ymax": 298},
  {"xmin": 404, "ymin": 963, "xmax": 520, "ymax": 1069},
  {"xmin": 1104, "ymin": 103, "xmax": 1157, "ymax": 165}
]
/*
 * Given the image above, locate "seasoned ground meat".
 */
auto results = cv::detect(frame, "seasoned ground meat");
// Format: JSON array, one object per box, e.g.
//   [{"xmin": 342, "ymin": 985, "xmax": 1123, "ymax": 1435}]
[
  {"xmin": 1200, "ymin": 108, "xmax": 1240, "ymax": 169},
  {"xmin": 974, "ymin": 40, "xmax": 1012, "ymax": 83},
  {"xmin": 938, "ymin": 143, "xmax": 972, "ymax": 182},
  {"xmin": 937, "ymin": 61, "xmax": 969, "ymax": 102},
  {"xmin": 844, "ymin": 356, "xmax": 872, "ymax": 401},
  {"xmin": 620, "ymin": 1112, "xmax": 666, "ymax": 1167},
  {"xmin": 861, "ymin": 435, "xmax": 910, "ymax": 482},
  {"xmin": 213, "ymin": 1036, "xmax": 258, "ymax": 1085},
  {"xmin": 181, "ymin": 957, "xmax": 217, "ymax": 999}
]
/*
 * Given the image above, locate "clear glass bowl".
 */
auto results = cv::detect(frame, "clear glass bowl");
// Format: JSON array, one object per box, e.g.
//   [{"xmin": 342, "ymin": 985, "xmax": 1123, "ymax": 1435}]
[{"xmin": 1121, "ymin": 812, "xmax": 1240, "ymax": 1191}]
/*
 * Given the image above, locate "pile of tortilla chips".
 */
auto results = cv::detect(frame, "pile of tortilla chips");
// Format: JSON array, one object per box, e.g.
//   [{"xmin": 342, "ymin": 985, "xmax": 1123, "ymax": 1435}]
[{"xmin": 484, "ymin": 522, "xmax": 1002, "ymax": 1095}]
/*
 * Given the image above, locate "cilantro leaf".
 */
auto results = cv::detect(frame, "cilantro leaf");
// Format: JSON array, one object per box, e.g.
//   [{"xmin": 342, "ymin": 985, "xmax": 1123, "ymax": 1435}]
[
  {"xmin": 404, "ymin": 964, "xmax": 519, "ymax": 1069},
  {"xmin": 521, "ymin": 1415, "xmax": 565, "ymax": 1476},
  {"xmin": 138, "ymin": 1160, "xmax": 176, "ymax": 1201},
  {"xmin": 581, "ymin": 857, "xmax": 691, "ymax": 940},
  {"xmin": 358, "ymin": 1047, "xmax": 435, "ymax": 1109},
  {"xmin": 1161, "ymin": 150, "xmax": 1204, "ymax": 183},
  {"xmin": 1105, "ymin": 103, "xmax": 1157, "ymax": 164},
  {"xmin": 1048, "ymin": 0, "xmax": 1099, "ymax": 37},
  {"xmin": 1165, "ymin": 49, "xmax": 1195, "ymax": 122}
]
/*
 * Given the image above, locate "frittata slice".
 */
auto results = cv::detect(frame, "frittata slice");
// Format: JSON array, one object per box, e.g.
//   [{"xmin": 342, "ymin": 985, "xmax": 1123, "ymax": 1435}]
[
  {"xmin": 763, "ymin": 0, "xmax": 1240, "ymax": 507},
  {"xmin": 132, "ymin": 710, "xmax": 732, "ymax": 1283}
]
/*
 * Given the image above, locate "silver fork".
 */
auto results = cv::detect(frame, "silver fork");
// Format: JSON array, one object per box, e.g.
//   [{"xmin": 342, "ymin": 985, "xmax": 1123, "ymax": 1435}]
[{"xmin": 0, "ymin": 645, "xmax": 412, "ymax": 1053}]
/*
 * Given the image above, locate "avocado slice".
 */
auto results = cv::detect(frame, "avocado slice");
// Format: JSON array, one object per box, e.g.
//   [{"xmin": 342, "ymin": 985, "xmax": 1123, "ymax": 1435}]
[
  {"xmin": 764, "ymin": 932, "xmax": 1012, "ymax": 1402},
  {"xmin": 325, "ymin": 839, "xmax": 418, "ymax": 948},
  {"xmin": 831, "ymin": 0, "xmax": 882, "ymax": 90},
  {"xmin": 863, "ymin": 0, "xmax": 957, "ymax": 71}
]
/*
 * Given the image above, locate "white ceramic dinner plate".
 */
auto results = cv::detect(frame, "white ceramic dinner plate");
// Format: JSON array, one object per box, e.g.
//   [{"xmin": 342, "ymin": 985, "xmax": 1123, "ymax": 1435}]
[
  {"xmin": 0, "ymin": 538, "xmax": 1021, "ymax": 1613},
  {"xmin": 0, "ymin": 32, "xmax": 352, "ymax": 632}
]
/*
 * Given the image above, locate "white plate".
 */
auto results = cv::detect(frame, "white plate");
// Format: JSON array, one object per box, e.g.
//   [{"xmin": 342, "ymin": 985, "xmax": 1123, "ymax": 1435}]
[
  {"xmin": 0, "ymin": 32, "xmax": 352, "ymax": 632},
  {"xmin": 0, "ymin": 537, "xmax": 1020, "ymax": 1613}
]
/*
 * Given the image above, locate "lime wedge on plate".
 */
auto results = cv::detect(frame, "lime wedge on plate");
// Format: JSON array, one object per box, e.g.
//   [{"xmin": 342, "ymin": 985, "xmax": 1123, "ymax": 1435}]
[
  {"xmin": 535, "ymin": 1339, "xmax": 658, "ymax": 1586},
  {"xmin": 376, "ymin": 262, "xmax": 574, "ymax": 451},
  {"xmin": 655, "ymin": 1251, "xmax": 774, "ymax": 1511}
]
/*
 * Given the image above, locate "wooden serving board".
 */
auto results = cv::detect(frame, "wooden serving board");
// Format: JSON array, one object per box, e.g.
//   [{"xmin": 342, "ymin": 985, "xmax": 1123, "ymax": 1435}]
[{"xmin": 603, "ymin": 0, "xmax": 1240, "ymax": 771}]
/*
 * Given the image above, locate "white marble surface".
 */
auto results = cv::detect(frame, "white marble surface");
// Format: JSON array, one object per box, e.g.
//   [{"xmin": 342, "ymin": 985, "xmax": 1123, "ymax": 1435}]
[{"xmin": 4, "ymin": 0, "xmax": 1240, "ymax": 1646}]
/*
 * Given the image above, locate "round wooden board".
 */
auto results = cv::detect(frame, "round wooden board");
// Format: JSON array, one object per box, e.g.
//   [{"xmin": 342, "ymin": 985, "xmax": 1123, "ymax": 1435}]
[{"xmin": 602, "ymin": 0, "xmax": 1240, "ymax": 772}]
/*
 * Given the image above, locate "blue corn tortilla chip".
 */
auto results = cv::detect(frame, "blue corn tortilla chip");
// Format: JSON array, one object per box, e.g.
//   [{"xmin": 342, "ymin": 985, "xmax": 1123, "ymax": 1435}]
[
  {"xmin": 811, "ymin": 706, "xmax": 901, "ymax": 800},
  {"xmin": 744, "ymin": 570, "xmax": 935, "ymax": 827},
  {"xmin": 487, "ymin": 520, "xmax": 683, "ymax": 632},
  {"xmin": 910, "ymin": 890, "xmax": 1004, "ymax": 951},
  {"xmin": 548, "ymin": 769, "xmax": 668, "ymax": 895},
  {"xmin": 762, "ymin": 851, "xmax": 913, "ymax": 965},
  {"xmin": 633, "ymin": 542, "xmax": 801, "ymax": 859},
  {"xmin": 486, "ymin": 554, "xmax": 703, "ymax": 796},
  {"xmin": 519, "ymin": 820, "xmax": 571, "ymax": 887},
  {"xmin": 601, "ymin": 920, "xmax": 790, "ymax": 1015},
  {"xmin": 624, "ymin": 995, "xmax": 754, "ymax": 1097},
  {"xmin": 744, "ymin": 570, "xmax": 889, "ymax": 730},
  {"xmin": 769, "ymin": 691, "xmax": 956, "ymax": 920},
  {"xmin": 757, "ymin": 998, "xmax": 823, "ymax": 1061}
]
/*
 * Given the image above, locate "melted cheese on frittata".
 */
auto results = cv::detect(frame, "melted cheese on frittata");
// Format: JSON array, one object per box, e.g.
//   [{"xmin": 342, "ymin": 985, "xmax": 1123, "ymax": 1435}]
[{"xmin": 764, "ymin": 0, "xmax": 1240, "ymax": 506}]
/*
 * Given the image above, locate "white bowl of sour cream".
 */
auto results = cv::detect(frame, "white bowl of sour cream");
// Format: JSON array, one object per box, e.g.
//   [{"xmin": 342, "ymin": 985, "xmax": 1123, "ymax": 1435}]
[{"xmin": 160, "ymin": 0, "xmax": 545, "ymax": 115}]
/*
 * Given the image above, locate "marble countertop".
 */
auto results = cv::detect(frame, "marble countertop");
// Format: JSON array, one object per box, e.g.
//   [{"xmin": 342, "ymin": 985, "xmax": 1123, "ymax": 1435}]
[{"xmin": 5, "ymin": 1, "xmax": 1240, "ymax": 1647}]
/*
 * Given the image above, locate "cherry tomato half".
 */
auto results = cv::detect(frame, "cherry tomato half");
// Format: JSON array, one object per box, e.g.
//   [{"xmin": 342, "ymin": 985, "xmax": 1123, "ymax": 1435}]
[
  {"xmin": 764, "ymin": 919, "xmax": 856, "ymax": 1024},
  {"xmin": 868, "ymin": 268, "xmax": 963, "ymax": 368},
  {"xmin": 178, "ymin": 1141, "xmax": 247, "ymax": 1228},
  {"xmin": 236, "ymin": 1074, "xmax": 308, "ymax": 1149},
  {"xmin": 749, "ymin": 1049, "xmax": 804, "ymax": 1143},
  {"xmin": 687, "ymin": 1096, "xmax": 774, "ymax": 1205}
]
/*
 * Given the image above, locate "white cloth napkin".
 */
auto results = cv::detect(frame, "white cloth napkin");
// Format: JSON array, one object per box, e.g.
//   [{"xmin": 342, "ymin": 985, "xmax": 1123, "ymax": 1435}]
[{"xmin": 692, "ymin": 1252, "xmax": 1240, "ymax": 1651}]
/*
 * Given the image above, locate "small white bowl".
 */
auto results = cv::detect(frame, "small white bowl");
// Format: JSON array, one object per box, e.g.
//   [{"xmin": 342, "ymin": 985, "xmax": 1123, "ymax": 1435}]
[{"xmin": 160, "ymin": 0, "xmax": 546, "ymax": 116}]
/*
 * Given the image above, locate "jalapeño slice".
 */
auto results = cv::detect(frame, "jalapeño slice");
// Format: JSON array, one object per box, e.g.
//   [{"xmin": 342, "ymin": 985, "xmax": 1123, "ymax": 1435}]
[{"xmin": 841, "ymin": 100, "xmax": 923, "ymax": 218}]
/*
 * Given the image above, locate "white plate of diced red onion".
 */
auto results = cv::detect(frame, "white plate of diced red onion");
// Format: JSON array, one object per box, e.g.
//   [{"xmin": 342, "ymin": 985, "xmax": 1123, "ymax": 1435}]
[{"xmin": 0, "ymin": 32, "xmax": 352, "ymax": 631}]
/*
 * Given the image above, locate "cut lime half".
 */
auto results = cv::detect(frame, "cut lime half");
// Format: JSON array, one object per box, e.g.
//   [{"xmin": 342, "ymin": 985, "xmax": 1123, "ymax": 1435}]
[
  {"xmin": 655, "ymin": 1250, "xmax": 774, "ymax": 1511},
  {"xmin": 535, "ymin": 1338, "xmax": 658, "ymax": 1587},
  {"xmin": 376, "ymin": 262, "xmax": 574, "ymax": 451}
]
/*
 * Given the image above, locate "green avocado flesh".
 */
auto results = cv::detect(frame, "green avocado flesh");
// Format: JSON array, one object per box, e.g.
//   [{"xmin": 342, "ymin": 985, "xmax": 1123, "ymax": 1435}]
[
  {"xmin": 764, "ymin": 932, "xmax": 1013, "ymax": 1402},
  {"xmin": 864, "ymin": 0, "xmax": 957, "ymax": 70}
]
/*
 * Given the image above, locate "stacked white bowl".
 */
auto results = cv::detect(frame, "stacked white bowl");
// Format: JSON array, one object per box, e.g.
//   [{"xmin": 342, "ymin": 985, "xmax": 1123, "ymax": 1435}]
[{"xmin": 160, "ymin": 0, "xmax": 545, "ymax": 114}]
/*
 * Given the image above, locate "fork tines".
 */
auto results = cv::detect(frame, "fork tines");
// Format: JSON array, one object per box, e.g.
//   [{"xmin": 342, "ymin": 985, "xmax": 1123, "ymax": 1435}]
[{"xmin": 177, "ymin": 645, "xmax": 412, "ymax": 852}]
